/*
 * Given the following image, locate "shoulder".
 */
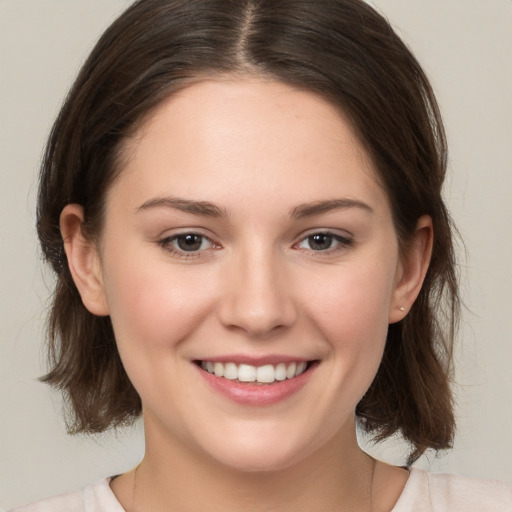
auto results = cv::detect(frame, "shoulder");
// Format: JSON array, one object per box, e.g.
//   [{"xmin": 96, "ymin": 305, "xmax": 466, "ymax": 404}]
[
  {"xmin": 426, "ymin": 470, "xmax": 512, "ymax": 509},
  {"xmin": 8, "ymin": 489, "xmax": 84, "ymax": 512},
  {"xmin": 8, "ymin": 478, "xmax": 125, "ymax": 512},
  {"xmin": 393, "ymin": 467, "xmax": 512, "ymax": 512}
]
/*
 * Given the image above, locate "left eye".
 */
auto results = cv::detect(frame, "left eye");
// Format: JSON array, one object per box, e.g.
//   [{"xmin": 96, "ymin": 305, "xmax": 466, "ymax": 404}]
[
  {"xmin": 297, "ymin": 232, "xmax": 351, "ymax": 251},
  {"xmin": 163, "ymin": 233, "xmax": 214, "ymax": 252}
]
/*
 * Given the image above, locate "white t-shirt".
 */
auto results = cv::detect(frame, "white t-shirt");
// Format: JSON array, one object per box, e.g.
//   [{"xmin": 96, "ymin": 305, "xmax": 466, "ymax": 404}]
[{"xmin": 8, "ymin": 468, "xmax": 512, "ymax": 511}]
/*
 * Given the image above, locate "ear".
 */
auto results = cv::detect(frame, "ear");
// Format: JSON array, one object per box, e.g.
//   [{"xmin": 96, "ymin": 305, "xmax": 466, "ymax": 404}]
[
  {"xmin": 389, "ymin": 215, "xmax": 433, "ymax": 324},
  {"xmin": 60, "ymin": 204, "xmax": 109, "ymax": 316}
]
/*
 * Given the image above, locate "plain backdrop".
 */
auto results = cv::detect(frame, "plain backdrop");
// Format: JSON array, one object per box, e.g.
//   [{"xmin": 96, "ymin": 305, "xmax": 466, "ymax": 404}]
[{"xmin": 1, "ymin": 0, "xmax": 511, "ymax": 508}]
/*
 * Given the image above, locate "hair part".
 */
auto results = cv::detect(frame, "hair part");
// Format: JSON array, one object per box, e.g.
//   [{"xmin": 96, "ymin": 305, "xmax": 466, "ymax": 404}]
[{"xmin": 38, "ymin": 0, "xmax": 459, "ymax": 464}]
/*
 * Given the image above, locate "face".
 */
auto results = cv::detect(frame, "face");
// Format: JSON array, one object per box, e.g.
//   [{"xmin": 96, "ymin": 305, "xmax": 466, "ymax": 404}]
[{"xmin": 81, "ymin": 79, "xmax": 412, "ymax": 471}]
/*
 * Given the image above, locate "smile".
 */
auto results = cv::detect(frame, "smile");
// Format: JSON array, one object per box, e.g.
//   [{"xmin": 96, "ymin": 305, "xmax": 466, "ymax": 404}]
[
  {"xmin": 195, "ymin": 358, "xmax": 318, "ymax": 405},
  {"xmin": 198, "ymin": 361, "xmax": 308, "ymax": 384}
]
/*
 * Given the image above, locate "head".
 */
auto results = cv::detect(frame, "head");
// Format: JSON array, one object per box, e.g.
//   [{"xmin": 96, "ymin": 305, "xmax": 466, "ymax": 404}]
[{"xmin": 39, "ymin": 0, "xmax": 458, "ymax": 465}]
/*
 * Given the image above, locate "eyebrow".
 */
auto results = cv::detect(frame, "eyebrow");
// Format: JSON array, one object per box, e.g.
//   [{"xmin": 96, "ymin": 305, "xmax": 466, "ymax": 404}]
[
  {"xmin": 290, "ymin": 198, "xmax": 373, "ymax": 219},
  {"xmin": 136, "ymin": 197, "xmax": 227, "ymax": 218},
  {"xmin": 136, "ymin": 196, "xmax": 372, "ymax": 219}
]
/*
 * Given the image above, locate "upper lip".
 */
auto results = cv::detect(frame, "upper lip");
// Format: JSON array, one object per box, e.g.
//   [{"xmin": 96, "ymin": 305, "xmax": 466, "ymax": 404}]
[{"xmin": 194, "ymin": 354, "xmax": 315, "ymax": 366}]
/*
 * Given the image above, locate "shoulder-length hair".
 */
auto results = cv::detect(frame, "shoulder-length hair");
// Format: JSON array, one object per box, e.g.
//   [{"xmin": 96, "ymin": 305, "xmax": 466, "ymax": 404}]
[{"xmin": 38, "ymin": 0, "xmax": 459, "ymax": 465}]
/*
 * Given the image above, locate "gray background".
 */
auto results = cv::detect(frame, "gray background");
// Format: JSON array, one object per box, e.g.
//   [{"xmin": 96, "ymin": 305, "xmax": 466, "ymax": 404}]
[{"xmin": 1, "ymin": 0, "xmax": 511, "ymax": 508}]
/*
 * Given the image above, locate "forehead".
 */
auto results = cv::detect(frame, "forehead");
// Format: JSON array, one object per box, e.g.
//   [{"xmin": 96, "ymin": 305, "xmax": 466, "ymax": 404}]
[
  {"xmin": 112, "ymin": 78, "xmax": 388, "ymax": 215},
  {"xmin": 133, "ymin": 78, "xmax": 364, "ymax": 159}
]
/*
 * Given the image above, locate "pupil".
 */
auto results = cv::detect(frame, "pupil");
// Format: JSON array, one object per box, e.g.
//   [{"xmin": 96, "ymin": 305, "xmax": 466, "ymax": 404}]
[
  {"xmin": 177, "ymin": 234, "xmax": 202, "ymax": 251},
  {"xmin": 310, "ymin": 233, "xmax": 332, "ymax": 250}
]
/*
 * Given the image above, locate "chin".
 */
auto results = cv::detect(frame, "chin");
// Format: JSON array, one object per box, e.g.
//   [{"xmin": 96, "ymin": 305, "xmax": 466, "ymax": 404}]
[
  {"xmin": 208, "ymin": 446, "xmax": 305, "ymax": 473},
  {"xmin": 194, "ymin": 422, "xmax": 331, "ymax": 474}
]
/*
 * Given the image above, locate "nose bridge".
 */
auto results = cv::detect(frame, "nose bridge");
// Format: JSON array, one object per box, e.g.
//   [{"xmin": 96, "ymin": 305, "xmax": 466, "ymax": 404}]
[{"xmin": 218, "ymin": 241, "xmax": 297, "ymax": 337}]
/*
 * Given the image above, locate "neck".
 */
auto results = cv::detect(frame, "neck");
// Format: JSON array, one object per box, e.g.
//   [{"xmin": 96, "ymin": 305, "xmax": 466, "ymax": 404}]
[{"xmin": 127, "ymin": 417, "xmax": 375, "ymax": 512}]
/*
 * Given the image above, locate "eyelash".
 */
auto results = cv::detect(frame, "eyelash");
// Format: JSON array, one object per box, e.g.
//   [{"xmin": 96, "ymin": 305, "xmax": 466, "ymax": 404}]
[
  {"xmin": 157, "ymin": 231, "xmax": 353, "ymax": 259},
  {"xmin": 294, "ymin": 232, "xmax": 353, "ymax": 254},
  {"xmin": 158, "ymin": 233, "xmax": 218, "ymax": 259}
]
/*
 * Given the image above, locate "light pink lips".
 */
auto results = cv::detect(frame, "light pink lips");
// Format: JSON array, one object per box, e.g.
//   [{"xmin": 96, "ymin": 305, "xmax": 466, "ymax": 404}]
[{"xmin": 194, "ymin": 357, "xmax": 318, "ymax": 406}]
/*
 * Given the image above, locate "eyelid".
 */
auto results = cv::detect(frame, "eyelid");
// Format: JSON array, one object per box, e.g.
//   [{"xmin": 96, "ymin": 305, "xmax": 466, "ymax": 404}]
[
  {"xmin": 293, "ymin": 229, "xmax": 354, "ymax": 253},
  {"xmin": 157, "ymin": 230, "xmax": 221, "ymax": 259},
  {"xmin": 156, "ymin": 228, "xmax": 354, "ymax": 259},
  {"xmin": 295, "ymin": 227, "xmax": 354, "ymax": 242}
]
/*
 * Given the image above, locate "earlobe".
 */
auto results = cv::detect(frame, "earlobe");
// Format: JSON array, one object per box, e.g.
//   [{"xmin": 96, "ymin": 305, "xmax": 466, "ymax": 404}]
[
  {"xmin": 389, "ymin": 215, "xmax": 433, "ymax": 324},
  {"xmin": 60, "ymin": 204, "xmax": 109, "ymax": 316}
]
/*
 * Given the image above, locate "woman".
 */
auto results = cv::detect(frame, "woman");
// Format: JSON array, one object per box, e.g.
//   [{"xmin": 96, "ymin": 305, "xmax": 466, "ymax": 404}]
[{"xmin": 10, "ymin": 0, "xmax": 512, "ymax": 510}]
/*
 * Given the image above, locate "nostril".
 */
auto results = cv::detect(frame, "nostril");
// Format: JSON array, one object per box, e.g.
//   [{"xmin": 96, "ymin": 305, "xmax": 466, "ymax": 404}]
[
  {"xmin": 218, "ymin": 299, "xmax": 298, "ymax": 338},
  {"xmin": 216, "ymin": 261, "xmax": 298, "ymax": 336}
]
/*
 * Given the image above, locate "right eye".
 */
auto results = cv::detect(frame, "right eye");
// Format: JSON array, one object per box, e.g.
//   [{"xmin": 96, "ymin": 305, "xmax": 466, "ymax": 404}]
[{"xmin": 158, "ymin": 232, "xmax": 217, "ymax": 258}]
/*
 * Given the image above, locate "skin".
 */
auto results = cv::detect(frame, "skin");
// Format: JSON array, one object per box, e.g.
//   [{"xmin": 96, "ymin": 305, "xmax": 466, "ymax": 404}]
[{"xmin": 61, "ymin": 78, "xmax": 432, "ymax": 511}]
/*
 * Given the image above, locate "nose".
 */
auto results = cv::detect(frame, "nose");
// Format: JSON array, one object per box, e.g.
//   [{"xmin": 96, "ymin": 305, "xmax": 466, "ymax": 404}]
[{"xmin": 217, "ymin": 246, "xmax": 298, "ymax": 338}]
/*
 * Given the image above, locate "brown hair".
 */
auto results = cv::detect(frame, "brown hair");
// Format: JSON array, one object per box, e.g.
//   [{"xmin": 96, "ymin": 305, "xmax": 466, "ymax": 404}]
[{"xmin": 38, "ymin": 0, "xmax": 459, "ymax": 464}]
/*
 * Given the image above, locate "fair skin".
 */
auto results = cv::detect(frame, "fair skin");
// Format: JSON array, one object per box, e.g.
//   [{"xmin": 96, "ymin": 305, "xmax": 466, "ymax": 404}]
[{"xmin": 61, "ymin": 78, "xmax": 432, "ymax": 511}]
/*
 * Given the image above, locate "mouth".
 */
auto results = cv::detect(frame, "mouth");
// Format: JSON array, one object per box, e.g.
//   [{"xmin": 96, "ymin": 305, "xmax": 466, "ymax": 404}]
[{"xmin": 195, "ymin": 360, "xmax": 316, "ymax": 385}]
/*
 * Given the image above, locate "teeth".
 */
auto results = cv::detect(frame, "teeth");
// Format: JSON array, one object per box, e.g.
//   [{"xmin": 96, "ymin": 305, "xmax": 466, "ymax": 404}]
[
  {"xmin": 213, "ymin": 362, "xmax": 224, "ymax": 377},
  {"xmin": 274, "ymin": 363, "xmax": 287, "ymax": 381},
  {"xmin": 286, "ymin": 362, "xmax": 296, "ymax": 379},
  {"xmin": 256, "ymin": 365, "xmax": 275, "ymax": 383},
  {"xmin": 200, "ymin": 360, "xmax": 310, "ymax": 384},
  {"xmin": 238, "ymin": 364, "xmax": 256, "ymax": 382},
  {"xmin": 224, "ymin": 362, "xmax": 238, "ymax": 380},
  {"xmin": 296, "ymin": 361, "xmax": 307, "ymax": 374}
]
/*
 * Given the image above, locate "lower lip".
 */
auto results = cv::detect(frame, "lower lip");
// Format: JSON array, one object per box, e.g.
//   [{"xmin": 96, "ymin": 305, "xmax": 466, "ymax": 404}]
[{"xmin": 195, "ymin": 363, "xmax": 316, "ymax": 406}]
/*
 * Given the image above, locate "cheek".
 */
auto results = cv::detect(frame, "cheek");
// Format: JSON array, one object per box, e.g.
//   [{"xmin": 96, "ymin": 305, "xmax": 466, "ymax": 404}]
[
  {"xmin": 101, "ymin": 259, "xmax": 221, "ymax": 412},
  {"xmin": 304, "ymin": 262, "xmax": 395, "ymax": 340},
  {"xmin": 102, "ymin": 253, "xmax": 219, "ymax": 353},
  {"xmin": 300, "ymin": 260, "xmax": 396, "ymax": 396}
]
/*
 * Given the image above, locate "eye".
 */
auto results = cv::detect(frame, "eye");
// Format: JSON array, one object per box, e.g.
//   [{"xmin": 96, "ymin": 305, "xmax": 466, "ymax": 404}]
[
  {"xmin": 174, "ymin": 233, "xmax": 210, "ymax": 252},
  {"xmin": 296, "ymin": 232, "xmax": 352, "ymax": 252},
  {"xmin": 159, "ymin": 233, "xmax": 216, "ymax": 255}
]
